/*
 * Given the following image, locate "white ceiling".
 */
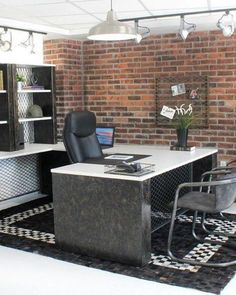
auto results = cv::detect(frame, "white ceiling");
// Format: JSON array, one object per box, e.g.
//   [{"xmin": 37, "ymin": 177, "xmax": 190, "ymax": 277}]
[{"xmin": 0, "ymin": 0, "xmax": 235, "ymax": 39}]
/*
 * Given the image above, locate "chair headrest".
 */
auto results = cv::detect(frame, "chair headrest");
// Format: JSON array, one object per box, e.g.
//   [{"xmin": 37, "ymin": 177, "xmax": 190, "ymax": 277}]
[{"xmin": 65, "ymin": 111, "xmax": 96, "ymax": 137}]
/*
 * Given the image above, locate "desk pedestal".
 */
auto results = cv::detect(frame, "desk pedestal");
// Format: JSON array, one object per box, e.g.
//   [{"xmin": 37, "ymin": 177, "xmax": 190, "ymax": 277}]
[{"xmin": 53, "ymin": 174, "xmax": 151, "ymax": 266}]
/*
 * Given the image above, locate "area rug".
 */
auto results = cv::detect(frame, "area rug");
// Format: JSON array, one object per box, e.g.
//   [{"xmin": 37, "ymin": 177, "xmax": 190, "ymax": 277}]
[{"xmin": 0, "ymin": 197, "xmax": 236, "ymax": 294}]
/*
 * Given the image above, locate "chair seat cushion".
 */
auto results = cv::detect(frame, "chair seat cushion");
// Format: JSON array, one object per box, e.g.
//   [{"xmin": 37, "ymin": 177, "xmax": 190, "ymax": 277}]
[{"xmin": 177, "ymin": 191, "xmax": 221, "ymax": 213}]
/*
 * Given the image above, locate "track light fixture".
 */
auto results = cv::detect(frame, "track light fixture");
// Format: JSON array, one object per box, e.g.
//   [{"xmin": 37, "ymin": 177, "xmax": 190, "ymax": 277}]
[
  {"xmin": 179, "ymin": 15, "xmax": 196, "ymax": 40},
  {"xmin": 19, "ymin": 32, "xmax": 35, "ymax": 54},
  {"xmin": 0, "ymin": 28, "xmax": 12, "ymax": 52},
  {"xmin": 87, "ymin": 0, "xmax": 137, "ymax": 41},
  {"xmin": 116, "ymin": 7, "xmax": 236, "ymax": 43},
  {"xmin": 134, "ymin": 20, "xmax": 150, "ymax": 44},
  {"xmin": 217, "ymin": 11, "xmax": 234, "ymax": 37},
  {"xmin": 0, "ymin": 26, "xmax": 46, "ymax": 54}
]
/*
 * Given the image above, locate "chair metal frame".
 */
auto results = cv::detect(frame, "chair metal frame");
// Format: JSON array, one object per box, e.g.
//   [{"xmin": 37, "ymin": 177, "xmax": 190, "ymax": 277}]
[{"xmin": 167, "ymin": 174, "xmax": 236, "ymax": 267}]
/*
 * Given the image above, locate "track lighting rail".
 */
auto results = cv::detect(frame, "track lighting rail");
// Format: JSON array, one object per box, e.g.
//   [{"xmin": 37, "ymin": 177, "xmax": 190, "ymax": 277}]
[{"xmin": 119, "ymin": 7, "xmax": 236, "ymax": 22}]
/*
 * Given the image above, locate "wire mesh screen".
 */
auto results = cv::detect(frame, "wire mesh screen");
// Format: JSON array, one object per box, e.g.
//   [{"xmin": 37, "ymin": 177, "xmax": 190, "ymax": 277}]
[
  {"xmin": 17, "ymin": 67, "xmax": 35, "ymax": 143},
  {"xmin": 0, "ymin": 154, "xmax": 40, "ymax": 201},
  {"xmin": 151, "ymin": 163, "xmax": 192, "ymax": 232},
  {"xmin": 156, "ymin": 75, "xmax": 208, "ymax": 128}
]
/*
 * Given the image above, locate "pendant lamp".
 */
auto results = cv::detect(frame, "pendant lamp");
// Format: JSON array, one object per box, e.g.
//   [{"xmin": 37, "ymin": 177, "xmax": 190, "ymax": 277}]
[{"xmin": 87, "ymin": 0, "xmax": 137, "ymax": 41}]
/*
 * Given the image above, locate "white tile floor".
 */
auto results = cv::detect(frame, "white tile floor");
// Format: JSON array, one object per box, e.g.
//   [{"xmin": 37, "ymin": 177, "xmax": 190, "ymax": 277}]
[{"xmin": 0, "ymin": 194, "xmax": 235, "ymax": 295}]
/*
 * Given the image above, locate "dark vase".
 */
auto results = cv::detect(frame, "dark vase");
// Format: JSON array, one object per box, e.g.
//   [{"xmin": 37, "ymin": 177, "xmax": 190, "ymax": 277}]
[{"xmin": 176, "ymin": 128, "xmax": 188, "ymax": 147}]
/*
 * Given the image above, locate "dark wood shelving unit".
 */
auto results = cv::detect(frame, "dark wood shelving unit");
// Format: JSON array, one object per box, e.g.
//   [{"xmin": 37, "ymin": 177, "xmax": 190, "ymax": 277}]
[{"xmin": 0, "ymin": 63, "xmax": 57, "ymax": 152}]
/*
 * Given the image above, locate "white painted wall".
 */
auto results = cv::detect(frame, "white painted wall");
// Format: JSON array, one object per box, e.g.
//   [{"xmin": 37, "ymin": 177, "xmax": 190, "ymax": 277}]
[{"xmin": 0, "ymin": 29, "xmax": 43, "ymax": 65}]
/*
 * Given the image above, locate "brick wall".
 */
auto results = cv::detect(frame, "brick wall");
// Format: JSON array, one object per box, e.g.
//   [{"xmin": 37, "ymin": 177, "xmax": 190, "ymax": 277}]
[
  {"xmin": 44, "ymin": 31, "xmax": 236, "ymax": 161},
  {"xmin": 83, "ymin": 31, "xmax": 236, "ymax": 161},
  {"xmin": 44, "ymin": 39, "xmax": 83, "ymax": 137}
]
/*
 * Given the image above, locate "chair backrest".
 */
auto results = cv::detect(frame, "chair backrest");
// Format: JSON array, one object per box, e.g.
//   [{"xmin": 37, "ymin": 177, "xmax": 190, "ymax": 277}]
[
  {"xmin": 63, "ymin": 111, "xmax": 103, "ymax": 163},
  {"xmin": 215, "ymin": 175, "xmax": 236, "ymax": 211}
]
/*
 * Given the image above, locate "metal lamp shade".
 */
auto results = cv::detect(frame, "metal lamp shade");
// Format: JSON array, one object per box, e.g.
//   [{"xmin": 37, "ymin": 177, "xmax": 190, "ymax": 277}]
[{"xmin": 88, "ymin": 10, "xmax": 137, "ymax": 41}]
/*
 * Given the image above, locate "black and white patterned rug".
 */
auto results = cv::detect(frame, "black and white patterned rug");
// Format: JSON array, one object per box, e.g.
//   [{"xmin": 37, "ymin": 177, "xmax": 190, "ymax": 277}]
[{"xmin": 0, "ymin": 197, "xmax": 236, "ymax": 294}]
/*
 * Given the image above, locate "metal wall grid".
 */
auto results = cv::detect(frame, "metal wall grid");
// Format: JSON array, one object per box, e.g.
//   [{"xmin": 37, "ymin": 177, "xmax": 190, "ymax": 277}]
[{"xmin": 0, "ymin": 154, "xmax": 40, "ymax": 201}]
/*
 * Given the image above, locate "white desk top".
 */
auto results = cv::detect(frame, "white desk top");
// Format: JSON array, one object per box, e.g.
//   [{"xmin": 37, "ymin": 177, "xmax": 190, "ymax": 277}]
[
  {"xmin": 0, "ymin": 142, "xmax": 65, "ymax": 160},
  {"xmin": 51, "ymin": 144, "xmax": 217, "ymax": 182}
]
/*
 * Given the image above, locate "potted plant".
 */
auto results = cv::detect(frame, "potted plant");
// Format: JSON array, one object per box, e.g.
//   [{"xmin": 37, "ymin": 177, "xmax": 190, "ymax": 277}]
[
  {"xmin": 174, "ymin": 104, "xmax": 193, "ymax": 147},
  {"xmin": 16, "ymin": 74, "xmax": 26, "ymax": 91}
]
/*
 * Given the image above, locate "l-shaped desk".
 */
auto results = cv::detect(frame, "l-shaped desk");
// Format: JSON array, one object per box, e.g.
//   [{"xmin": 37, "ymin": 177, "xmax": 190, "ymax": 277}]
[
  {"xmin": 51, "ymin": 144, "xmax": 217, "ymax": 266},
  {"xmin": 0, "ymin": 143, "xmax": 217, "ymax": 266}
]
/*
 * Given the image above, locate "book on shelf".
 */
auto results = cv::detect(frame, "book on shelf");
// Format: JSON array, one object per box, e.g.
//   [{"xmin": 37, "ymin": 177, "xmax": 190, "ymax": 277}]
[
  {"xmin": 22, "ymin": 85, "xmax": 45, "ymax": 90},
  {"xmin": 170, "ymin": 145, "xmax": 195, "ymax": 151},
  {"xmin": 0, "ymin": 70, "xmax": 4, "ymax": 90}
]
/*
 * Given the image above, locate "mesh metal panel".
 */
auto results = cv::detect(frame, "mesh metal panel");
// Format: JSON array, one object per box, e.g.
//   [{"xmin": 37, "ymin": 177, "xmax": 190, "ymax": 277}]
[
  {"xmin": 151, "ymin": 164, "xmax": 191, "ymax": 232},
  {"xmin": 22, "ymin": 121, "xmax": 35, "ymax": 143},
  {"xmin": 0, "ymin": 155, "xmax": 40, "ymax": 201},
  {"xmin": 17, "ymin": 67, "xmax": 35, "ymax": 143},
  {"xmin": 18, "ymin": 93, "xmax": 33, "ymax": 118}
]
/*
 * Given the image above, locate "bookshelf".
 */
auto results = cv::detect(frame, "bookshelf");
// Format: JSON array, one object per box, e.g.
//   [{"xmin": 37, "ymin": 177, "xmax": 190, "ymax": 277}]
[{"xmin": 0, "ymin": 63, "xmax": 57, "ymax": 151}]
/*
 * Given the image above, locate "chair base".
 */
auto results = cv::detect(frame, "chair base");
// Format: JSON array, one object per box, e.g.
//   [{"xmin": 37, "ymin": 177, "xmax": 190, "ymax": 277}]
[
  {"xmin": 167, "ymin": 249, "xmax": 236, "ymax": 267},
  {"xmin": 168, "ymin": 209, "xmax": 236, "ymax": 268}
]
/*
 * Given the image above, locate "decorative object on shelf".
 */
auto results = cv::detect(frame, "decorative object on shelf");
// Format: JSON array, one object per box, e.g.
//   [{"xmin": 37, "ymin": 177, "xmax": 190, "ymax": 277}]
[
  {"xmin": 27, "ymin": 104, "xmax": 43, "ymax": 118},
  {"xmin": 0, "ymin": 70, "xmax": 4, "ymax": 90},
  {"xmin": 174, "ymin": 104, "xmax": 193, "ymax": 147},
  {"xmin": 30, "ymin": 73, "xmax": 38, "ymax": 85},
  {"xmin": 156, "ymin": 75, "xmax": 208, "ymax": 128},
  {"xmin": 16, "ymin": 73, "xmax": 26, "ymax": 91},
  {"xmin": 22, "ymin": 85, "xmax": 45, "ymax": 90}
]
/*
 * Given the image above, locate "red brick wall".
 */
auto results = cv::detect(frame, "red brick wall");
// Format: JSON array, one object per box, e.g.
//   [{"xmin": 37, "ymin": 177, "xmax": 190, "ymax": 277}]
[
  {"xmin": 44, "ymin": 39, "xmax": 83, "ymax": 137},
  {"xmin": 44, "ymin": 31, "xmax": 236, "ymax": 161},
  {"xmin": 83, "ymin": 31, "xmax": 236, "ymax": 161}
]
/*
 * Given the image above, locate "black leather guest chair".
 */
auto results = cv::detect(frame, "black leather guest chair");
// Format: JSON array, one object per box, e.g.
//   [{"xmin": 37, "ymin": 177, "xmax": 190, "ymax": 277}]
[
  {"xmin": 63, "ymin": 111, "xmax": 103, "ymax": 163},
  {"xmin": 168, "ymin": 169, "xmax": 236, "ymax": 267}
]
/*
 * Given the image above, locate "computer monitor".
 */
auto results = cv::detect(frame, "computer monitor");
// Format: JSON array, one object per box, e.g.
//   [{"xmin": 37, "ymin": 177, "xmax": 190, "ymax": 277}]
[{"xmin": 96, "ymin": 126, "xmax": 115, "ymax": 149}]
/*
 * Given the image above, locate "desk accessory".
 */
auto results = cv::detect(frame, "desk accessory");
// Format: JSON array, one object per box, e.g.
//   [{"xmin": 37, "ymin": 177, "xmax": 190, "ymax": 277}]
[
  {"xmin": 116, "ymin": 161, "xmax": 141, "ymax": 173},
  {"xmin": 104, "ymin": 154, "xmax": 133, "ymax": 160},
  {"xmin": 170, "ymin": 145, "xmax": 195, "ymax": 151},
  {"xmin": 104, "ymin": 163, "xmax": 155, "ymax": 176}
]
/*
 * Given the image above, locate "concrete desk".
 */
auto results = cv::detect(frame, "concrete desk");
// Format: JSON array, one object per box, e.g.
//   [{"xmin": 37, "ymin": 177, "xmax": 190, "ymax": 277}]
[{"xmin": 51, "ymin": 145, "xmax": 217, "ymax": 266}]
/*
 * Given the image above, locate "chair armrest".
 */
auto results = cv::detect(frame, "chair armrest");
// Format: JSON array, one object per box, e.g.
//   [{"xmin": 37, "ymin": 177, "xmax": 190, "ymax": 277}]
[
  {"xmin": 201, "ymin": 169, "xmax": 232, "ymax": 182},
  {"xmin": 212, "ymin": 166, "xmax": 231, "ymax": 171},
  {"xmin": 227, "ymin": 159, "xmax": 236, "ymax": 166},
  {"xmin": 172, "ymin": 177, "xmax": 236, "ymax": 211}
]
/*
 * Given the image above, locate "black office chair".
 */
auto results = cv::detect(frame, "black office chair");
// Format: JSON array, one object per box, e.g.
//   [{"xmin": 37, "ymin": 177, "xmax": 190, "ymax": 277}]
[
  {"xmin": 168, "ymin": 169, "xmax": 236, "ymax": 267},
  {"xmin": 63, "ymin": 111, "xmax": 103, "ymax": 163}
]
